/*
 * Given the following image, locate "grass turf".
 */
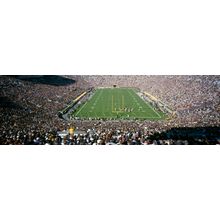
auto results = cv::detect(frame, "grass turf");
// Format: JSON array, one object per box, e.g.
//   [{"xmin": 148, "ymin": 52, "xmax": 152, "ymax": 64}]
[{"xmin": 72, "ymin": 88, "xmax": 166, "ymax": 120}]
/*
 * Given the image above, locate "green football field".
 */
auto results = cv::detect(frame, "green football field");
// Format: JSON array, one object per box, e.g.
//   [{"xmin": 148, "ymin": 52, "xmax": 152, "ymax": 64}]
[{"xmin": 72, "ymin": 88, "xmax": 165, "ymax": 120}]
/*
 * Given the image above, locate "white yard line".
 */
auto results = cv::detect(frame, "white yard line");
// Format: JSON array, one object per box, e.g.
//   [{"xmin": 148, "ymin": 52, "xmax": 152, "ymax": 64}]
[
  {"xmin": 76, "ymin": 88, "xmax": 162, "ymax": 120},
  {"xmin": 129, "ymin": 89, "xmax": 161, "ymax": 119},
  {"xmin": 144, "ymin": 101, "xmax": 161, "ymax": 118},
  {"xmin": 75, "ymin": 101, "xmax": 89, "ymax": 116},
  {"xmin": 76, "ymin": 89, "xmax": 103, "ymax": 117}
]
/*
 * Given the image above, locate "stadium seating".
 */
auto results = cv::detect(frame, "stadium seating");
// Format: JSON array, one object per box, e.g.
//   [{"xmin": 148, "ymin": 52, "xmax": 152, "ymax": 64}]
[{"xmin": 0, "ymin": 75, "xmax": 219, "ymax": 145}]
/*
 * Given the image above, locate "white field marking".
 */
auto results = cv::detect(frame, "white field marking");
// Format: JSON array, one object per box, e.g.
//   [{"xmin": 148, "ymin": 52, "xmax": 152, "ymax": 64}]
[
  {"xmin": 75, "ymin": 101, "xmax": 89, "ymax": 116},
  {"xmin": 144, "ymin": 100, "xmax": 161, "ymax": 118},
  {"xmin": 134, "ymin": 90, "xmax": 161, "ymax": 118},
  {"xmin": 77, "ymin": 89, "xmax": 104, "ymax": 117},
  {"xmin": 92, "ymin": 90, "xmax": 103, "ymax": 109},
  {"xmin": 95, "ymin": 89, "xmax": 104, "ymax": 105},
  {"xmin": 140, "ymin": 102, "xmax": 159, "ymax": 118},
  {"xmin": 75, "ymin": 90, "xmax": 100, "ymax": 116},
  {"xmin": 128, "ymin": 89, "xmax": 161, "ymax": 119}
]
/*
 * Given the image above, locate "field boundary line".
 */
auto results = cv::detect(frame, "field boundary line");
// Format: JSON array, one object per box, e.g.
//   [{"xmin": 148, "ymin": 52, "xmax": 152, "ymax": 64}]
[
  {"xmin": 75, "ymin": 88, "xmax": 163, "ymax": 120},
  {"xmin": 75, "ymin": 101, "xmax": 89, "ymax": 116},
  {"xmin": 130, "ymin": 89, "xmax": 161, "ymax": 119},
  {"xmin": 145, "ymin": 100, "xmax": 161, "ymax": 118},
  {"xmin": 75, "ymin": 90, "xmax": 100, "ymax": 116}
]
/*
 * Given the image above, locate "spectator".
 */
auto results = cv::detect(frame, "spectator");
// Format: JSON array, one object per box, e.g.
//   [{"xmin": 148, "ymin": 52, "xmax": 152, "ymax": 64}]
[{"xmin": 0, "ymin": 75, "xmax": 219, "ymax": 145}]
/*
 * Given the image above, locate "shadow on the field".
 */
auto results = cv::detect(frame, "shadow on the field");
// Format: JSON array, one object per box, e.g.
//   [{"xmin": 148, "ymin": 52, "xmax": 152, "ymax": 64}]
[
  {"xmin": 148, "ymin": 126, "xmax": 220, "ymax": 145},
  {"xmin": 14, "ymin": 75, "xmax": 76, "ymax": 86},
  {"xmin": 0, "ymin": 97, "xmax": 23, "ymax": 109}
]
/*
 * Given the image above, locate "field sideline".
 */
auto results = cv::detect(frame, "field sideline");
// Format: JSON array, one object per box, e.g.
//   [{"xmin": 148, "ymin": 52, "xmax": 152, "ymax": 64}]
[{"xmin": 72, "ymin": 88, "xmax": 165, "ymax": 120}]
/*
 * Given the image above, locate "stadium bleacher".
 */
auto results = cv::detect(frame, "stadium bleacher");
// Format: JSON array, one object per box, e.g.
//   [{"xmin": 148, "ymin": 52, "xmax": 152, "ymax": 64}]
[{"xmin": 0, "ymin": 75, "xmax": 219, "ymax": 145}]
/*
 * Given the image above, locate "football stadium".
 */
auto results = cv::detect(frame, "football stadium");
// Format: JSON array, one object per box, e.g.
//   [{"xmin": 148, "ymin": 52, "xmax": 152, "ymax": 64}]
[
  {"xmin": 72, "ymin": 88, "xmax": 165, "ymax": 120},
  {"xmin": 0, "ymin": 75, "xmax": 219, "ymax": 145}
]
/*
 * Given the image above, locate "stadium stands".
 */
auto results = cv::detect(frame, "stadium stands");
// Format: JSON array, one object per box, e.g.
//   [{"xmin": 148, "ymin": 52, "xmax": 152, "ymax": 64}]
[{"xmin": 0, "ymin": 75, "xmax": 219, "ymax": 145}]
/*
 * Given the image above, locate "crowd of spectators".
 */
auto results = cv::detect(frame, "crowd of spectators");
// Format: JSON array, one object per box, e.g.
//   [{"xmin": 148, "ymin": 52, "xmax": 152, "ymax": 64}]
[
  {"xmin": 0, "ymin": 75, "xmax": 219, "ymax": 145},
  {"xmin": 83, "ymin": 75, "xmax": 220, "ymax": 126},
  {"xmin": 0, "ymin": 75, "xmax": 88, "ymax": 144}
]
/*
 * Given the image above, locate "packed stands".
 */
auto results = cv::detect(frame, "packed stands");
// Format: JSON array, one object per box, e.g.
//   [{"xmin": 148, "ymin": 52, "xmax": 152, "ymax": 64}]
[{"xmin": 0, "ymin": 75, "xmax": 219, "ymax": 145}]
